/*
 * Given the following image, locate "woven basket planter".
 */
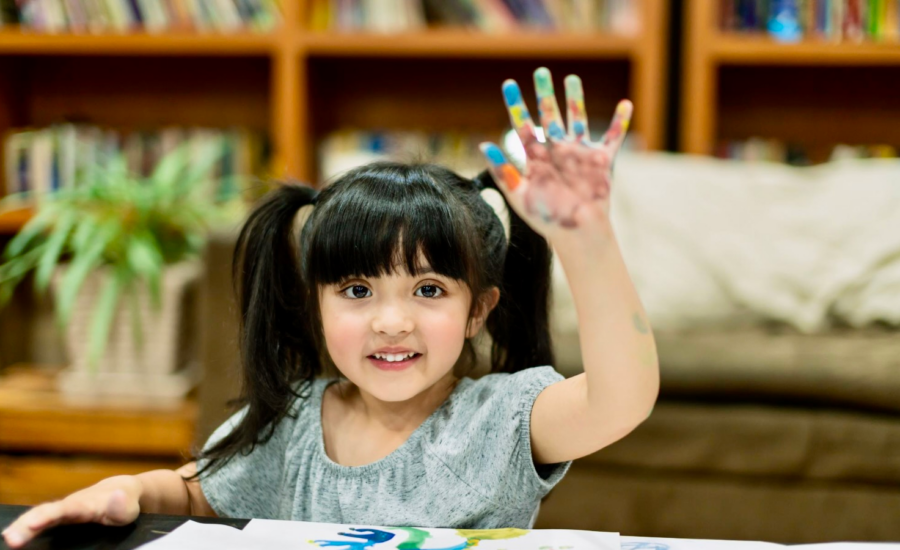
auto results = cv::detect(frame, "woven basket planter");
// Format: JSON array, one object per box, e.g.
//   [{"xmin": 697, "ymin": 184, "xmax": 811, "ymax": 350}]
[{"xmin": 51, "ymin": 260, "xmax": 202, "ymax": 405}]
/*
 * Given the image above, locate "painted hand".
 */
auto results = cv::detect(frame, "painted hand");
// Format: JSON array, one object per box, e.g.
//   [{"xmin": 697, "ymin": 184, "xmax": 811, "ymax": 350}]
[{"xmin": 479, "ymin": 67, "xmax": 632, "ymax": 241}]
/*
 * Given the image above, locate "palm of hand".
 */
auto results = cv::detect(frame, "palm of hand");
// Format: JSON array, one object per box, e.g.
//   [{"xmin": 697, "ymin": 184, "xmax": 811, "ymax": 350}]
[{"xmin": 480, "ymin": 67, "xmax": 632, "ymax": 237}]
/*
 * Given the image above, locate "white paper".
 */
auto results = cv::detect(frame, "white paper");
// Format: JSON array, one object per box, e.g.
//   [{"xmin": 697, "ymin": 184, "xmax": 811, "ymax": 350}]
[
  {"xmin": 136, "ymin": 521, "xmax": 249, "ymax": 550},
  {"xmin": 621, "ymin": 536, "xmax": 782, "ymax": 550},
  {"xmin": 136, "ymin": 522, "xmax": 899, "ymax": 550},
  {"xmin": 243, "ymin": 519, "xmax": 620, "ymax": 550}
]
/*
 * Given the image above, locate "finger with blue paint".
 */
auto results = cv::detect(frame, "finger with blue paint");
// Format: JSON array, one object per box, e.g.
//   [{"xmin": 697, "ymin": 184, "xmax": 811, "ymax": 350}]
[
  {"xmin": 533, "ymin": 67, "xmax": 566, "ymax": 143},
  {"xmin": 564, "ymin": 74, "xmax": 589, "ymax": 142},
  {"xmin": 501, "ymin": 79, "xmax": 539, "ymax": 153},
  {"xmin": 478, "ymin": 142, "xmax": 522, "ymax": 194}
]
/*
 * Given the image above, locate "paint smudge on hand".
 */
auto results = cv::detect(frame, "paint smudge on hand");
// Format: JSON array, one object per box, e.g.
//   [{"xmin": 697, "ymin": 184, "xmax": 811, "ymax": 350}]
[
  {"xmin": 564, "ymin": 75, "xmax": 588, "ymax": 142},
  {"xmin": 502, "ymin": 80, "xmax": 539, "ymax": 154},
  {"xmin": 534, "ymin": 67, "xmax": 566, "ymax": 142},
  {"xmin": 483, "ymin": 68, "xmax": 633, "ymax": 230}
]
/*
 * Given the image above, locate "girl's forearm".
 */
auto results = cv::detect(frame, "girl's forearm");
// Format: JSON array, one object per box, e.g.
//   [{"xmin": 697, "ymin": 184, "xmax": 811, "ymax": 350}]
[{"xmin": 552, "ymin": 223, "xmax": 660, "ymax": 428}]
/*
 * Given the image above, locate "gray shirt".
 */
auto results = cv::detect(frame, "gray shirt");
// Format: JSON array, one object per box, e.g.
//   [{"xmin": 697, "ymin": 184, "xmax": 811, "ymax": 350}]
[{"xmin": 198, "ymin": 366, "xmax": 571, "ymax": 528}]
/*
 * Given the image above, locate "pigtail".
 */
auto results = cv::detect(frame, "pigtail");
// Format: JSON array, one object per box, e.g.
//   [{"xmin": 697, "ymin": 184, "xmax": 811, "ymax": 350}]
[
  {"xmin": 474, "ymin": 170, "xmax": 555, "ymax": 373},
  {"xmin": 193, "ymin": 183, "xmax": 319, "ymax": 478}
]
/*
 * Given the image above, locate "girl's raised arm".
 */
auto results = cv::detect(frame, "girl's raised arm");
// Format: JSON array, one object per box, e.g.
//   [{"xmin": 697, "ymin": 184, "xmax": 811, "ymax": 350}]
[{"xmin": 479, "ymin": 67, "xmax": 660, "ymax": 466}]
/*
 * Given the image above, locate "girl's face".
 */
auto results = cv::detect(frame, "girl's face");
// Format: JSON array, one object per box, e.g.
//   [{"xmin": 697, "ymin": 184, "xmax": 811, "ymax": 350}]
[{"xmin": 318, "ymin": 256, "xmax": 496, "ymax": 403}]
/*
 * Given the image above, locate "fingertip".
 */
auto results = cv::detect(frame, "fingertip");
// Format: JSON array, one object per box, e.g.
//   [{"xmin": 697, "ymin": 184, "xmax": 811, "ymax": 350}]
[
  {"xmin": 501, "ymin": 80, "xmax": 522, "ymax": 106},
  {"xmin": 3, "ymin": 529, "xmax": 26, "ymax": 548},
  {"xmin": 479, "ymin": 142, "xmax": 507, "ymax": 166},
  {"xmin": 533, "ymin": 66, "xmax": 552, "ymax": 85}
]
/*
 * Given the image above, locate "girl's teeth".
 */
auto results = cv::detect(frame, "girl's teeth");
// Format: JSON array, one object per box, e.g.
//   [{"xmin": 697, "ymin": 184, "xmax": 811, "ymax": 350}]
[{"xmin": 375, "ymin": 353, "xmax": 415, "ymax": 362}]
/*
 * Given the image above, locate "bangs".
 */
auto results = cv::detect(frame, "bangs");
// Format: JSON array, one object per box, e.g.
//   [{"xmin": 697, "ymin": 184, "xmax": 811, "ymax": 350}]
[{"xmin": 303, "ymin": 163, "xmax": 475, "ymax": 287}]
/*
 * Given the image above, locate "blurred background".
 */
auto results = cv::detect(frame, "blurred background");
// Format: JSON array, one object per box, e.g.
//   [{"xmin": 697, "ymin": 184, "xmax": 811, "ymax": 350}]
[{"xmin": 1, "ymin": 0, "xmax": 900, "ymax": 544}]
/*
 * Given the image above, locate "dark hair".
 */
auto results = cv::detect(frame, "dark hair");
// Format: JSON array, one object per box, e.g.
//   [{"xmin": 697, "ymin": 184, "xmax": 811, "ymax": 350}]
[{"xmin": 192, "ymin": 161, "xmax": 553, "ymax": 478}]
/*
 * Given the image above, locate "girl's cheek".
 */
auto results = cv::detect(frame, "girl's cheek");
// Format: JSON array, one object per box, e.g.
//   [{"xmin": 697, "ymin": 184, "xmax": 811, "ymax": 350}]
[
  {"xmin": 419, "ymin": 310, "xmax": 469, "ymax": 355},
  {"xmin": 324, "ymin": 312, "xmax": 366, "ymax": 350}
]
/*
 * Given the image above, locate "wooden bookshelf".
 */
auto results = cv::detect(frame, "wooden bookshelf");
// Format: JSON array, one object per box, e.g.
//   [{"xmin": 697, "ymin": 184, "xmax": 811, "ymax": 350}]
[
  {"xmin": 0, "ymin": 0, "xmax": 669, "ymax": 235},
  {"xmin": 682, "ymin": 0, "xmax": 900, "ymax": 158},
  {"xmin": 0, "ymin": 208, "xmax": 32, "ymax": 233},
  {"xmin": 0, "ymin": 28, "xmax": 279, "ymax": 55},
  {"xmin": 710, "ymin": 34, "xmax": 900, "ymax": 65},
  {"xmin": 299, "ymin": 29, "xmax": 639, "ymax": 58}
]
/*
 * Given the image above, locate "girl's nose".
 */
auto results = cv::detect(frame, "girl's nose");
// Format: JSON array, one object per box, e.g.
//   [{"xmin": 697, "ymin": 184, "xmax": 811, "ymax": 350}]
[{"xmin": 371, "ymin": 304, "xmax": 415, "ymax": 336}]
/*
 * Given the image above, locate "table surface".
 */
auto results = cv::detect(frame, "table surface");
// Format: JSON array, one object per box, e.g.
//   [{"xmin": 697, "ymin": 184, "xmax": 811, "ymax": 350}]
[{"xmin": 0, "ymin": 504, "xmax": 248, "ymax": 550}]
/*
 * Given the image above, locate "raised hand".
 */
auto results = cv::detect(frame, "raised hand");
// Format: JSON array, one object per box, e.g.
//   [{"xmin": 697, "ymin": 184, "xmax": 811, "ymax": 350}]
[{"xmin": 479, "ymin": 67, "xmax": 632, "ymax": 242}]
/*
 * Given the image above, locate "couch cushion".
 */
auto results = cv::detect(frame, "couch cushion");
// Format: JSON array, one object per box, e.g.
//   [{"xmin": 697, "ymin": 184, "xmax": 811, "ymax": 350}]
[
  {"xmin": 552, "ymin": 325, "xmax": 900, "ymax": 413},
  {"xmin": 577, "ymin": 400, "xmax": 900, "ymax": 484},
  {"xmin": 654, "ymin": 326, "xmax": 900, "ymax": 413}
]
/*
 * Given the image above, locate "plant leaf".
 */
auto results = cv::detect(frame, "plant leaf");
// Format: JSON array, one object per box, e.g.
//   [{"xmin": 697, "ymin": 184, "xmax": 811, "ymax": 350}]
[
  {"xmin": 183, "ymin": 136, "xmax": 225, "ymax": 193},
  {"xmin": 150, "ymin": 142, "xmax": 190, "ymax": 188},
  {"xmin": 71, "ymin": 217, "xmax": 99, "ymax": 256},
  {"xmin": 0, "ymin": 243, "xmax": 48, "ymax": 307},
  {"xmin": 86, "ymin": 266, "xmax": 127, "ymax": 372},
  {"xmin": 0, "ymin": 244, "xmax": 46, "ymax": 282},
  {"xmin": 100, "ymin": 153, "xmax": 129, "ymax": 189},
  {"xmin": 56, "ymin": 220, "xmax": 119, "ymax": 327},
  {"xmin": 4, "ymin": 203, "xmax": 58, "ymax": 259},
  {"xmin": 34, "ymin": 210, "xmax": 79, "ymax": 293},
  {"xmin": 127, "ymin": 279, "xmax": 144, "ymax": 354},
  {"xmin": 126, "ymin": 232, "xmax": 163, "ymax": 307}
]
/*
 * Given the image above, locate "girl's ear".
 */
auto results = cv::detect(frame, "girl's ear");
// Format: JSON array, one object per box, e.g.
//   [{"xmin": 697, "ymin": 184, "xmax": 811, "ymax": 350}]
[{"xmin": 466, "ymin": 287, "xmax": 501, "ymax": 338}]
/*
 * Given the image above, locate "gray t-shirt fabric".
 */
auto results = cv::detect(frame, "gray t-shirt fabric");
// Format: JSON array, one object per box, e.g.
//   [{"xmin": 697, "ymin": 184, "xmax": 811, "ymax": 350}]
[{"xmin": 197, "ymin": 365, "xmax": 572, "ymax": 529}]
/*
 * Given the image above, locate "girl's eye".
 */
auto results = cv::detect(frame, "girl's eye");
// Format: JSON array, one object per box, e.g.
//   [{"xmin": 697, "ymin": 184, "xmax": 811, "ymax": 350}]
[
  {"xmin": 341, "ymin": 285, "xmax": 371, "ymax": 299},
  {"xmin": 416, "ymin": 285, "xmax": 444, "ymax": 299}
]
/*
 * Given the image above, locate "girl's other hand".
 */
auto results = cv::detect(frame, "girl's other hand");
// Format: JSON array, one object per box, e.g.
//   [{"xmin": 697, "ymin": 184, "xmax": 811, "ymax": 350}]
[
  {"xmin": 479, "ymin": 67, "xmax": 632, "ymax": 243},
  {"xmin": 1, "ymin": 476, "xmax": 141, "ymax": 548}
]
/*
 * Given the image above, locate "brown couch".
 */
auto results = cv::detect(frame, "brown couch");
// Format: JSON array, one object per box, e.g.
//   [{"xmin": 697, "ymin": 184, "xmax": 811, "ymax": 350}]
[
  {"xmin": 197, "ymin": 232, "xmax": 900, "ymax": 545},
  {"xmin": 539, "ymin": 326, "xmax": 900, "ymax": 543}
]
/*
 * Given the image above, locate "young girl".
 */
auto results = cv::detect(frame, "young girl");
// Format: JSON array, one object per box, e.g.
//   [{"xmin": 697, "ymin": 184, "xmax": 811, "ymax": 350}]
[{"xmin": 2, "ymin": 67, "xmax": 659, "ymax": 547}]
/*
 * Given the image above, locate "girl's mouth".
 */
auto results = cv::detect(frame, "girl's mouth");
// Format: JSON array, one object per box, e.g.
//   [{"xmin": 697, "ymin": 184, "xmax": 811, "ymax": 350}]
[{"xmin": 367, "ymin": 353, "xmax": 422, "ymax": 371}]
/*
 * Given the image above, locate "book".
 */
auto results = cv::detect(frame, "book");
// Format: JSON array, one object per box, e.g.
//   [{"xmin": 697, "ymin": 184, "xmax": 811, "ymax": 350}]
[
  {"xmin": 2, "ymin": 124, "xmax": 269, "ymax": 205},
  {"xmin": 721, "ymin": 0, "xmax": 900, "ymax": 42}
]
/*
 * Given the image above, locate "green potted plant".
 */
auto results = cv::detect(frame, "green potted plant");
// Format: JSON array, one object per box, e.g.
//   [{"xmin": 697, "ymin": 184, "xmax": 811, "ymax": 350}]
[{"xmin": 0, "ymin": 137, "xmax": 242, "ymax": 402}]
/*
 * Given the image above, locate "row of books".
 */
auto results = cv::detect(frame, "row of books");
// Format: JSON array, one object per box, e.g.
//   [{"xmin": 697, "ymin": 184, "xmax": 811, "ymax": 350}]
[
  {"xmin": 0, "ymin": 0, "xmax": 282, "ymax": 33},
  {"xmin": 3, "ymin": 125, "xmax": 268, "ymax": 204},
  {"xmin": 308, "ymin": 0, "xmax": 641, "ymax": 34},
  {"xmin": 319, "ymin": 129, "xmax": 497, "ymax": 181},
  {"xmin": 716, "ymin": 138, "xmax": 898, "ymax": 164},
  {"xmin": 721, "ymin": 0, "xmax": 900, "ymax": 42}
]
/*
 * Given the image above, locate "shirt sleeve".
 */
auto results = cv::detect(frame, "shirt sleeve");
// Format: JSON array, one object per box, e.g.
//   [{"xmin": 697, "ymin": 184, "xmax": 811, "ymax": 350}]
[
  {"xmin": 196, "ymin": 404, "xmax": 294, "ymax": 519},
  {"xmin": 445, "ymin": 366, "xmax": 573, "ymax": 509}
]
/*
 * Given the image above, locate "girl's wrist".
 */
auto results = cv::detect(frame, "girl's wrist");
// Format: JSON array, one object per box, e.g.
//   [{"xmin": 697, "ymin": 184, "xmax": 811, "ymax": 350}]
[
  {"xmin": 550, "ymin": 217, "xmax": 618, "ymax": 257},
  {"xmin": 96, "ymin": 475, "xmax": 143, "ymax": 502}
]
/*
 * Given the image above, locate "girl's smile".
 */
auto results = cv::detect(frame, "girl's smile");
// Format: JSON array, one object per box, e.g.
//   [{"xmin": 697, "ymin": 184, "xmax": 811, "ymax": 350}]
[{"xmin": 367, "ymin": 352, "xmax": 423, "ymax": 372}]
